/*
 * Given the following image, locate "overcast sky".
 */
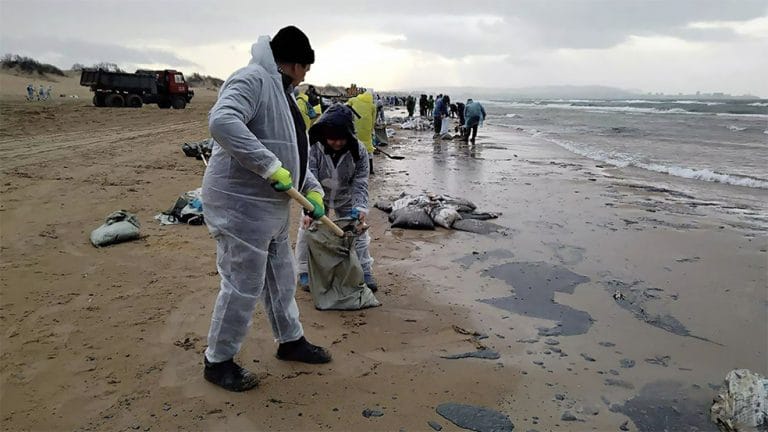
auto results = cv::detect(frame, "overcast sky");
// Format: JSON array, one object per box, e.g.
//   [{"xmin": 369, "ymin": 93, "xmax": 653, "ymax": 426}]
[{"xmin": 1, "ymin": 0, "xmax": 767, "ymax": 96}]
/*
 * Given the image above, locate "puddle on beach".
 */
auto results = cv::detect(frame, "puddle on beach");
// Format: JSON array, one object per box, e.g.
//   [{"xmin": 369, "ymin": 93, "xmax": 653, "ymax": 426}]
[
  {"xmin": 613, "ymin": 380, "xmax": 718, "ymax": 432},
  {"xmin": 478, "ymin": 261, "xmax": 593, "ymax": 336}
]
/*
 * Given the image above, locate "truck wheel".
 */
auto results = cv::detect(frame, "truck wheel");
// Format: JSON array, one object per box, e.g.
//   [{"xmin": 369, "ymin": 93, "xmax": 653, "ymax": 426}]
[
  {"xmin": 93, "ymin": 94, "xmax": 105, "ymax": 107},
  {"xmin": 126, "ymin": 94, "xmax": 143, "ymax": 108},
  {"xmin": 171, "ymin": 97, "xmax": 186, "ymax": 109},
  {"xmin": 105, "ymin": 94, "xmax": 125, "ymax": 108},
  {"xmin": 158, "ymin": 101, "xmax": 171, "ymax": 109}
]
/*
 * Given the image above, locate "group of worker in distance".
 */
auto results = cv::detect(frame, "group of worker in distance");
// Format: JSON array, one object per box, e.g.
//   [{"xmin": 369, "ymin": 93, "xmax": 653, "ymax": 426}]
[
  {"xmin": 200, "ymin": 25, "xmax": 483, "ymax": 392},
  {"xmin": 427, "ymin": 94, "xmax": 486, "ymax": 143},
  {"xmin": 26, "ymin": 83, "xmax": 53, "ymax": 101}
]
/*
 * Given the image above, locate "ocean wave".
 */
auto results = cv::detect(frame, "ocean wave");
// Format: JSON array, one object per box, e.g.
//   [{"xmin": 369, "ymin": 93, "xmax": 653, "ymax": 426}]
[
  {"xmin": 670, "ymin": 100, "xmax": 726, "ymax": 105},
  {"xmin": 488, "ymin": 99, "xmax": 768, "ymax": 117},
  {"xmin": 726, "ymin": 125, "xmax": 747, "ymax": 132},
  {"xmin": 622, "ymin": 100, "xmax": 725, "ymax": 105},
  {"xmin": 638, "ymin": 164, "xmax": 768, "ymax": 189},
  {"xmin": 489, "ymin": 102, "xmax": 711, "ymax": 115},
  {"xmin": 521, "ymin": 130, "xmax": 768, "ymax": 189},
  {"xmin": 505, "ymin": 113, "xmax": 522, "ymax": 118},
  {"xmin": 540, "ymin": 99, "xmax": 605, "ymax": 103},
  {"xmin": 716, "ymin": 112, "xmax": 768, "ymax": 119}
]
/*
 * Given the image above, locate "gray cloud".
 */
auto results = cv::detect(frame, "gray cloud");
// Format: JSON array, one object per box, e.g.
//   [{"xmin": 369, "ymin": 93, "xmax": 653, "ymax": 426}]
[
  {"xmin": 1, "ymin": 36, "xmax": 200, "ymax": 70},
  {"xmin": 0, "ymin": 0, "xmax": 765, "ymax": 94},
  {"xmin": 4, "ymin": 0, "xmax": 765, "ymax": 52},
  {"xmin": 376, "ymin": 0, "xmax": 768, "ymax": 58}
]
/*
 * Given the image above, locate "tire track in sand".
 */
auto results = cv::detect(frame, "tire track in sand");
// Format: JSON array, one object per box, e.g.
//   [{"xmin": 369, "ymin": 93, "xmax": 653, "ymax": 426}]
[{"xmin": 0, "ymin": 120, "xmax": 200, "ymax": 171}]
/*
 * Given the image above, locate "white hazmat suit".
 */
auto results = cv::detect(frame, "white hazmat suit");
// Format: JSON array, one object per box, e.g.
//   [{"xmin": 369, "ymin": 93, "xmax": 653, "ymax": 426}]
[
  {"xmin": 295, "ymin": 139, "xmax": 372, "ymax": 274},
  {"xmin": 294, "ymin": 104, "xmax": 372, "ymax": 276},
  {"xmin": 203, "ymin": 36, "xmax": 322, "ymax": 363}
]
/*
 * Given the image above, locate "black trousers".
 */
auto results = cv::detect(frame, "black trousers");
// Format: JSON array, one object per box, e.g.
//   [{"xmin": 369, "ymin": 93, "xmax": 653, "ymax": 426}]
[
  {"xmin": 463, "ymin": 125, "xmax": 478, "ymax": 141},
  {"xmin": 433, "ymin": 117, "xmax": 442, "ymax": 134}
]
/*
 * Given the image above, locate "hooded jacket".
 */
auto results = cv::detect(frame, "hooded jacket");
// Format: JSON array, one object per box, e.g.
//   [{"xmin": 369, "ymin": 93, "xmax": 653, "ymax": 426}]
[
  {"xmin": 464, "ymin": 100, "xmax": 486, "ymax": 128},
  {"xmin": 307, "ymin": 104, "xmax": 369, "ymax": 211},
  {"xmin": 346, "ymin": 92, "xmax": 376, "ymax": 154},
  {"xmin": 203, "ymin": 36, "xmax": 322, "ymax": 210}
]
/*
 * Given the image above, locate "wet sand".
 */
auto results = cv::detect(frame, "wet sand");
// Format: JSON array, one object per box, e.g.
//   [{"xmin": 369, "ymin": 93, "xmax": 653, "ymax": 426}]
[
  {"xmin": 374, "ymin": 114, "xmax": 767, "ymax": 431},
  {"xmin": 1, "ymin": 85, "xmax": 766, "ymax": 432}
]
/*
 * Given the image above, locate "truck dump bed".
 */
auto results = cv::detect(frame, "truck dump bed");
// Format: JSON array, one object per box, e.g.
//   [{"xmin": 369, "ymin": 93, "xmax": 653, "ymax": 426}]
[{"xmin": 80, "ymin": 69, "xmax": 157, "ymax": 94}]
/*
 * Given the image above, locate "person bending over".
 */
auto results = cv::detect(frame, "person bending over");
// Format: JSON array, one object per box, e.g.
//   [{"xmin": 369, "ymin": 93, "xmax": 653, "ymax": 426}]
[{"xmin": 295, "ymin": 104, "xmax": 377, "ymax": 291}]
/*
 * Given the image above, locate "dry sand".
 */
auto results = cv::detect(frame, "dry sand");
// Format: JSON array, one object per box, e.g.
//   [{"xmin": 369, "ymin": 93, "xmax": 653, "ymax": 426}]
[{"xmin": 1, "ymin": 71, "xmax": 766, "ymax": 432}]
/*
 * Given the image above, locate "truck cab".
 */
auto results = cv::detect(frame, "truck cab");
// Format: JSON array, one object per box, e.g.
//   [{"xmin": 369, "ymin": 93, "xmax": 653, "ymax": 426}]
[
  {"xmin": 136, "ymin": 69, "xmax": 195, "ymax": 108},
  {"xmin": 155, "ymin": 70, "xmax": 189, "ymax": 96}
]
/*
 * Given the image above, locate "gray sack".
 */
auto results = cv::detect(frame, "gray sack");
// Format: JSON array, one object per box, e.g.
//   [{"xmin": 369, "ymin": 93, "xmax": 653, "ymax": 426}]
[
  {"xmin": 90, "ymin": 210, "xmax": 141, "ymax": 247},
  {"xmin": 305, "ymin": 219, "xmax": 380, "ymax": 310}
]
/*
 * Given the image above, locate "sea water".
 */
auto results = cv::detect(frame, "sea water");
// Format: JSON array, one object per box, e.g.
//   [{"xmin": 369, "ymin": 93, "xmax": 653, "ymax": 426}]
[{"xmin": 483, "ymin": 98, "xmax": 768, "ymax": 229}]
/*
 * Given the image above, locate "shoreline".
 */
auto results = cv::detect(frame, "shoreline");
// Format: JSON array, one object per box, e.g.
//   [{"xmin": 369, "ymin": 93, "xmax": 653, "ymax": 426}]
[{"xmin": 0, "ymin": 99, "xmax": 765, "ymax": 431}]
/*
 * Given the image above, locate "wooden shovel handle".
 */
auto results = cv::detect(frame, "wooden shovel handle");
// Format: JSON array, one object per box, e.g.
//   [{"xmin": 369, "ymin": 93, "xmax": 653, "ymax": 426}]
[{"xmin": 285, "ymin": 188, "xmax": 345, "ymax": 237}]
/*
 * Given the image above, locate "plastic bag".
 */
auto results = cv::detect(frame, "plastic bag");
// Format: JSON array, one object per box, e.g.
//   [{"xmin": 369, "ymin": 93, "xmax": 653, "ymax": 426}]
[
  {"xmin": 155, "ymin": 188, "xmax": 204, "ymax": 225},
  {"xmin": 440, "ymin": 117, "xmax": 450, "ymax": 135},
  {"xmin": 305, "ymin": 218, "xmax": 380, "ymax": 310}
]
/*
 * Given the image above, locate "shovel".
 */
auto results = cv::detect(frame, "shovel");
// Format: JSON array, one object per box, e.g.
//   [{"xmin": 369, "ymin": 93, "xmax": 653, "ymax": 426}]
[
  {"xmin": 285, "ymin": 188, "xmax": 345, "ymax": 237},
  {"xmin": 376, "ymin": 148, "xmax": 405, "ymax": 160}
]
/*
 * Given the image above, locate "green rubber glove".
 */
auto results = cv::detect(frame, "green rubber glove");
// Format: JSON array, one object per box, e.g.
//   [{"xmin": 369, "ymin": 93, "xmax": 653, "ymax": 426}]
[
  {"xmin": 269, "ymin": 167, "xmax": 293, "ymax": 192},
  {"xmin": 304, "ymin": 190, "xmax": 325, "ymax": 219}
]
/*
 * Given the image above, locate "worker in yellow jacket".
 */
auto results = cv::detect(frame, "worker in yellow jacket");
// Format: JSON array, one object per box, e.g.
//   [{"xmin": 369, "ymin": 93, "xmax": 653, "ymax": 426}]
[
  {"xmin": 347, "ymin": 90, "xmax": 376, "ymax": 174},
  {"xmin": 295, "ymin": 90, "xmax": 320, "ymax": 131}
]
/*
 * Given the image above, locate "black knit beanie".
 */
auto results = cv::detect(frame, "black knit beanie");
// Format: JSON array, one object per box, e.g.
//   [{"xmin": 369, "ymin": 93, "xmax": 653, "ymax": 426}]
[{"xmin": 270, "ymin": 26, "xmax": 315, "ymax": 65}]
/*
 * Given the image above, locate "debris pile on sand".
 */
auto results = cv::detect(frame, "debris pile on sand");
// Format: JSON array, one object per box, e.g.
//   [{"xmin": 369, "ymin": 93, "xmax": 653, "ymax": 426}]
[
  {"xmin": 710, "ymin": 369, "xmax": 768, "ymax": 432},
  {"xmin": 397, "ymin": 117, "xmax": 432, "ymax": 131},
  {"xmin": 375, "ymin": 192, "xmax": 500, "ymax": 231},
  {"xmin": 181, "ymin": 138, "xmax": 213, "ymax": 162}
]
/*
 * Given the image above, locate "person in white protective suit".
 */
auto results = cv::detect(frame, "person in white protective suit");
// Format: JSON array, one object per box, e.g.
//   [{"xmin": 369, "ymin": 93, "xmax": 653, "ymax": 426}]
[
  {"xmin": 202, "ymin": 26, "xmax": 331, "ymax": 392},
  {"xmin": 294, "ymin": 103, "xmax": 377, "ymax": 291}
]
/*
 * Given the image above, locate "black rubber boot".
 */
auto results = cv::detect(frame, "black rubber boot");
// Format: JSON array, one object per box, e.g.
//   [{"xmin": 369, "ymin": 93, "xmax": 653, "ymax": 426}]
[
  {"xmin": 277, "ymin": 337, "xmax": 332, "ymax": 364},
  {"xmin": 203, "ymin": 357, "xmax": 259, "ymax": 392},
  {"xmin": 364, "ymin": 273, "xmax": 378, "ymax": 292}
]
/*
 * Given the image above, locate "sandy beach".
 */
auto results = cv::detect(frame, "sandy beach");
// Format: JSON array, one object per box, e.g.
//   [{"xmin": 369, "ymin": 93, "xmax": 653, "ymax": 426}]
[{"xmin": 1, "ymin": 72, "xmax": 766, "ymax": 432}]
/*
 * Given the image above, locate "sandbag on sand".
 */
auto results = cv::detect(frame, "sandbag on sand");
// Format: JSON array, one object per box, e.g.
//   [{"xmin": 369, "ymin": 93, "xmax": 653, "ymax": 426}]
[
  {"xmin": 390, "ymin": 207, "xmax": 435, "ymax": 229},
  {"xmin": 428, "ymin": 204, "xmax": 461, "ymax": 229},
  {"xmin": 90, "ymin": 210, "xmax": 140, "ymax": 247}
]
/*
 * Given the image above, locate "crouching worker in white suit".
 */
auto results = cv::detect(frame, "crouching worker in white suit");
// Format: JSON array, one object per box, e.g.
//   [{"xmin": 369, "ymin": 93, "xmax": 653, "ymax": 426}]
[
  {"xmin": 295, "ymin": 103, "xmax": 378, "ymax": 291},
  {"xmin": 202, "ymin": 26, "xmax": 332, "ymax": 393}
]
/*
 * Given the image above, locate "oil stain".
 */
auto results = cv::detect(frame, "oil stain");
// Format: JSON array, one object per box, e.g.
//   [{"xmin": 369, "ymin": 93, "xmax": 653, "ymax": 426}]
[
  {"xmin": 479, "ymin": 261, "xmax": 593, "ymax": 336},
  {"xmin": 603, "ymin": 278, "xmax": 720, "ymax": 345},
  {"xmin": 454, "ymin": 249, "xmax": 514, "ymax": 268},
  {"xmin": 613, "ymin": 380, "xmax": 717, "ymax": 432}
]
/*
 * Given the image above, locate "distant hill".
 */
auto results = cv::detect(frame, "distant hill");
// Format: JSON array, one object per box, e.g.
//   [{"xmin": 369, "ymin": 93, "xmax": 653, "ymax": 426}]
[
  {"xmin": 187, "ymin": 73, "xmax": 223, "ymax": 89},
  {"xmin": 1, "ymin": 54, "xmax": 65, "ymax": 77}
]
